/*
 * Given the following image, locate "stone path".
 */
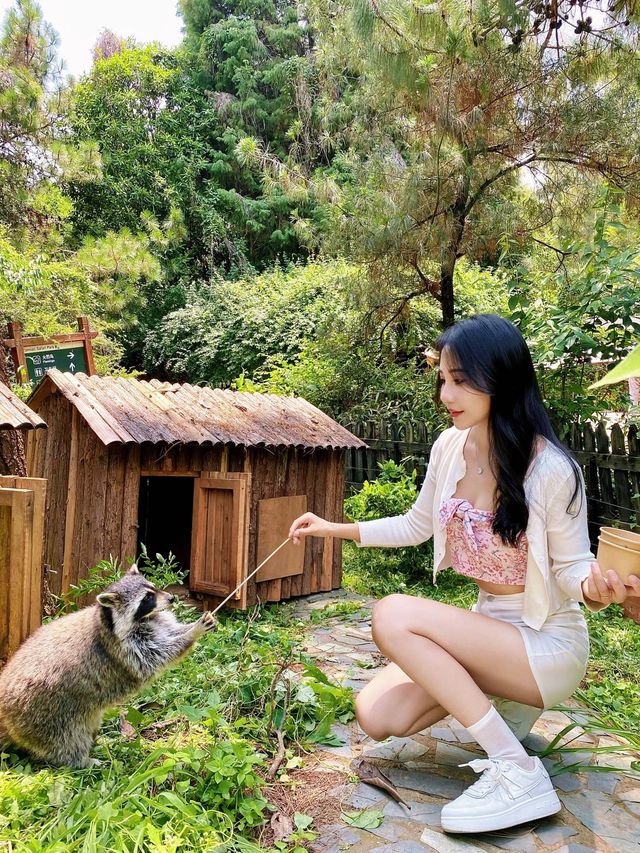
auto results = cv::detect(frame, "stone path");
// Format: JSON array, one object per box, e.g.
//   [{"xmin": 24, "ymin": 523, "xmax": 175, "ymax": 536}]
[{"xmin": 291, "ymin": 590, "xmax": 640, "ymax": 853}]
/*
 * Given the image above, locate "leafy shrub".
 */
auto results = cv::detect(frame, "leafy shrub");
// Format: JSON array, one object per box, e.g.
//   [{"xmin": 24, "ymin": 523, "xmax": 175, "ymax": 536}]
[
  {"xmin": 59, "ymin": 550, "xmax": 186, "ymax": 613},
  {"xmin": 344, "ymin": 460, "xmax": 434, "ymax": 586},
  {"xmin": 143, "ymin": 261, "xmax": 357, "ymax": 385}
]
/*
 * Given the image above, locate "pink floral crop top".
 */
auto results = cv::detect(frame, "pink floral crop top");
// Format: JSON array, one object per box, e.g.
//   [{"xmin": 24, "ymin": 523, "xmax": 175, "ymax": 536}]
[{"xmin": 439, "ymin": 498, "xmax": 528, "ymax": 585}]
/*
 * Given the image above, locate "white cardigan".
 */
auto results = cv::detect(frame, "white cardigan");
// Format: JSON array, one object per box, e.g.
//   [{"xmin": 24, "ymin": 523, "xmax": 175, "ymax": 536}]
[{"xmin": 357, "ymin": 426, "xmax": 602, "ymax": 630}]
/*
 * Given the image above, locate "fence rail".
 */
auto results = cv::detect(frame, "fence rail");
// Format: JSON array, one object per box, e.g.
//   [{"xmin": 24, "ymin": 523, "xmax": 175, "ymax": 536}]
[
  {"xmin": 342, "ymin": 418, "xmax": 435, "ymax": 492},
  {"xmin": 344, "ymin": 418, "xmax": 640, "ymax": 536},
  {"xmin": 567, "ymin": 421, "xmax": 640, "ymax": 535}
]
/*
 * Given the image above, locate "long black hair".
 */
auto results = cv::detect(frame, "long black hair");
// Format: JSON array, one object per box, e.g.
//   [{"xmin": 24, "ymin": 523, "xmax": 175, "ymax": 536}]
[{"xmin": 435, "ymin": 314, "xmax": 582, "ymax": 546}]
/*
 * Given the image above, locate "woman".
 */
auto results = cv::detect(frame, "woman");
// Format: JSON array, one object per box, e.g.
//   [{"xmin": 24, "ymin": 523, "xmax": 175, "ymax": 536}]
[{"xmin": 288, "ymin": 314, "xmax": 640, "ymax": 834}]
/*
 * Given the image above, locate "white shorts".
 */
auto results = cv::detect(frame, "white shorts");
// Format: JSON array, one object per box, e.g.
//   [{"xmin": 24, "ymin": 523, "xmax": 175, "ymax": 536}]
[{"xmin": 472, "ymin": 589, "xmax": 590, "ymax": 722}]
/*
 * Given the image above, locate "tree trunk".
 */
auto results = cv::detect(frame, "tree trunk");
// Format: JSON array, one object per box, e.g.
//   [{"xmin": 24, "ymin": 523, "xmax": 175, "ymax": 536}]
[
  {"xmin": 439, "ymin": 257, "xmax": 456, "ymax": 328},
  {"xmin": 0, "ymin": 344, "xmax": 27, "ymax": 476},
  {"xmin": 439, "ymin": 165, "xmax": 472, "ymax": 328}
]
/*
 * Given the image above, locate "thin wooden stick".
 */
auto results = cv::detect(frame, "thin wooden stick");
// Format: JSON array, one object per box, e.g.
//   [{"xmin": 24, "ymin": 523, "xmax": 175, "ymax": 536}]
[{"xmin": 211, "ymin": 537, "xmax": 291, "ymax": 615}]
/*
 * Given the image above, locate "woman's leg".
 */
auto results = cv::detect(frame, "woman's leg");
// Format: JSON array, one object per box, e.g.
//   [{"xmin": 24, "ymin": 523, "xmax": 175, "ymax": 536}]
[
  {"xmin": 364, "ymin": 594, "xmax": 544, "ymax": 732},
  {"xmin": 355, "ymin": 662, "xmax": 448, "ymax": 741},
  {"xmin": 358, "ymin": 594, "xmax": 560, "ymax": 833}
]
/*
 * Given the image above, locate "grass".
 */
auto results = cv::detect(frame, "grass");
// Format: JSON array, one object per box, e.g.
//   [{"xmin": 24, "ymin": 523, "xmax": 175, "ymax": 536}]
[
  {"xmin": 0, "ymin": 601, "xmax": 354, "ymax": 852},
  {"xmin": 2, "ymin": 537, "xmax": 639, "ymax": 850}
]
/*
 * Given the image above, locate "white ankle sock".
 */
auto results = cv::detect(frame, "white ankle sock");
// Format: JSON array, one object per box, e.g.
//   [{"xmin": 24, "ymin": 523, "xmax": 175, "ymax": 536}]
[{"xmin": 466, "ymin": 706, "xmax": 536, "ymax": 770}]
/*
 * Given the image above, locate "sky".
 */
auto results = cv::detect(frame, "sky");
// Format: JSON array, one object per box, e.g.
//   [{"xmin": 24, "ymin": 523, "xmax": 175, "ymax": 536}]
[{"xmin": 0, "ymin": 0, "xmax": 184, "ymax": 79}]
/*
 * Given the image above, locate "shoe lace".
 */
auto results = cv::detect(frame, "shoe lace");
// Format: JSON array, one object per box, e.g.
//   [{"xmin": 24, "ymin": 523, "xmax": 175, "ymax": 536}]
[{"xmin": 458, "ymin": 758, "xmax": 507, "ymax": 796}]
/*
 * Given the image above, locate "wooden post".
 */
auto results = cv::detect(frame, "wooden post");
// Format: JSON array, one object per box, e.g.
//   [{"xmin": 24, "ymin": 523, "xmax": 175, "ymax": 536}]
[
  {"xmin": 77, "ymin": 316, "xmax": 96, "ymax": 376},
  {"xmin": 7, "ymin": 322, "xmax": 27, "ymax": 383}
]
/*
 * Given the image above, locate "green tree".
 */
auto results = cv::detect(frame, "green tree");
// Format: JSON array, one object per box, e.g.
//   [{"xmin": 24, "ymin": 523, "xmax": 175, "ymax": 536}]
[
  {"xmin": 510, "ymin": 194, "xmax": 640, "ymax": 426},
  {"xmin": 243, "ymin": 0, "xmax": 640, "ymax": 328},
  {"xmin": 69, "ymin": 0, "xmax": 324, "ymax": 284},
  {"xmin": 0, "ymin": 0, "xmax": 61, "ymax": 231}
]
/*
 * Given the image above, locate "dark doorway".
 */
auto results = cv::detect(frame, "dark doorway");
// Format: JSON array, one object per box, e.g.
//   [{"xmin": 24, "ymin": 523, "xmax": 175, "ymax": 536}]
[{"xmin": 137, "ymin": 476, "xmax": 195, "ymax": 576}]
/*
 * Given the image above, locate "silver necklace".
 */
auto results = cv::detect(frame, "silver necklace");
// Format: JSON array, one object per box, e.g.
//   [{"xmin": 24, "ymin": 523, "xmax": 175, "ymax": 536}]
[{"xmin": 474, "ymin": 441, "xmax": 486, "ymax": 475}]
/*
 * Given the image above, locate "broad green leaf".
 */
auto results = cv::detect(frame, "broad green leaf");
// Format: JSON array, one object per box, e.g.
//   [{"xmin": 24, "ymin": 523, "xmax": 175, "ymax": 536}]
[
  {"xmin": 589, "ymin": 343, "xmax": 640, "ymax": 388},
  {"xmin": 341, "ymin": 808, "xmax": 385, "ymax": 829}
]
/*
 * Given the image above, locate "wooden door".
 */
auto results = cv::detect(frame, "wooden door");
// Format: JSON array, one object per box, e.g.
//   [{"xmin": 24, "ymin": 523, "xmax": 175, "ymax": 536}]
[
  {"xmin": 190, "ymin": 472, "xmax": 250, "ymax": 605},
  {"xmin": 0, "ymin": 475, "xmax": 46, "ymax": 658}
]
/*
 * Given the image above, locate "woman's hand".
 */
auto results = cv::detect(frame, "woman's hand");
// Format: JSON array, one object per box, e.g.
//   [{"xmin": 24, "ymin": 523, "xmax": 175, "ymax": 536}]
[
  {"xmin": 581, "ymin": 560, "xmax": 640, "ymax": 606},
  {"xmin": 288, "ymin": 512, "xmax": 334, "ymax": 544}
]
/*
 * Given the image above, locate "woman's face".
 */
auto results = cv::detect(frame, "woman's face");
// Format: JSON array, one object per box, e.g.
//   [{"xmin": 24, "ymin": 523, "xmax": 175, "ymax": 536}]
[{"xmin": 438, "ymin": 349, "xmax": 491, "ymax": 430}]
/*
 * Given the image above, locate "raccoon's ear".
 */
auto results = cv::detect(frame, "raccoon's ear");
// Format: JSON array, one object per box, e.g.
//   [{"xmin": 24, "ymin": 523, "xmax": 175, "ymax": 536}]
[
  {"xmin": 128, "ymin": 563, "xmax": 140, "ymax": 575},
  {"xmin": 96, "ymin": 592, "xmax": 121, "ymax": 608}
]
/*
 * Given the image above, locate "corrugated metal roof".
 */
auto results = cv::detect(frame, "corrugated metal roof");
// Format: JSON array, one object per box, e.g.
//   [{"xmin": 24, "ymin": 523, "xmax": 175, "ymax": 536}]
[
  {"xmin": 0, "ymin": 382, "xmax": 47, "ymax": 431},
  {"xmin": 28, "ymin": 369, "xmax": 366, "ymax": 450}
]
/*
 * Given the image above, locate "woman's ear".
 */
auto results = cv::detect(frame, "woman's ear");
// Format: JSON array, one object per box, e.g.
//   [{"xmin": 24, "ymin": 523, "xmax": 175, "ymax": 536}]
[{"xmin": 97, "ymin": 592, "xmax": 120, "ymax": 608}]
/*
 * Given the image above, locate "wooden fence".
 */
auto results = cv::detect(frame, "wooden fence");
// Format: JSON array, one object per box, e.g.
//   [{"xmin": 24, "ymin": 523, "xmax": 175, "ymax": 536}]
[
  {"xmin": 567, "ymin": 422, "xmax": 640, "ymax": 536},
  {"xmin": 0, "ymin": 475, "xmax": 46, "ymax": 660},
  {"xmin": 343, "ymin": 418, "xmax": 436, "ymax": 492},
  {"xmin": 344, "ymin": 418, "xmax": 640, "ymax": 537}
]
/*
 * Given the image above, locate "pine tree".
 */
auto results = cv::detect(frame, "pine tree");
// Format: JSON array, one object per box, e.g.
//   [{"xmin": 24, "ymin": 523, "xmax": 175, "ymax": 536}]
[{"xmin": 263, "ymin": 0, "xmax": 640, "ymax": 327}]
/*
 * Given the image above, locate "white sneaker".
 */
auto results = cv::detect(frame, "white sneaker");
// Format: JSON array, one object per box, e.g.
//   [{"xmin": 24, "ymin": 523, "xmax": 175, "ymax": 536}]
[{"xmin": 440, "ymin": 757, "xmax": 561, "ymax": 833}]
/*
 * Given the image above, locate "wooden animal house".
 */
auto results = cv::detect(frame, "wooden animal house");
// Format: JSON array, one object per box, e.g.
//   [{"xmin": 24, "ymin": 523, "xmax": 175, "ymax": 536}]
[
  {"xmin": 0, "ymin": 382, "xmax": 47, "ymax": 657},
  {"xmin": 26, "ymin": 369, "xmax": 365, "ymax": 608}
]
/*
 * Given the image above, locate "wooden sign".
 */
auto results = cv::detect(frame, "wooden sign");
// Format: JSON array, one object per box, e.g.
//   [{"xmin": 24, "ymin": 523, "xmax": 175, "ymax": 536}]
[{"xmin": 3, "ymin": 316, "xmax": 97, "ymax": 385}]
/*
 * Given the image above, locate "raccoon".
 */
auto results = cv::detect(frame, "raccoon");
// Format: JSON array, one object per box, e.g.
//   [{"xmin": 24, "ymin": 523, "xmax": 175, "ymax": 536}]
[{"xmin": 0, "ymin": 565, "xmax": 216, "ymax": 768}]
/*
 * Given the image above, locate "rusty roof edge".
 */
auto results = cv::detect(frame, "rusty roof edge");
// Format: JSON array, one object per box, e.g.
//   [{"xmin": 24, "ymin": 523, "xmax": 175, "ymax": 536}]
[
  {"xmin": 34, "ymin": 371, "xmax": 367, "ymax": 449},
  {"xmin": 0, "ymin": 382, "xmax": 47, "ymax": 430},
  {"xmin": 45, "ymin": 370, "xmax": 132, "ymax": 445}
]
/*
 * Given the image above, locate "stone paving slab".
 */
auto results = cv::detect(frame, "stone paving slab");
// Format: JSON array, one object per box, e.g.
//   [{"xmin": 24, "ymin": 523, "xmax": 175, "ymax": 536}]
[{"xmin": 297, "ymin": 591, "xmax": 640, "ymax": 853}]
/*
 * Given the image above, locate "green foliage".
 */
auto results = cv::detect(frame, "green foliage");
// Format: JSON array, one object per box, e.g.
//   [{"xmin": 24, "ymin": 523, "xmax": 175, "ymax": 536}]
[
  {"xmin": 0, "ymin": 233, "xmax": 125, "ymax": 376},
  {"xmin": 0, "ymin": 0, "xmax": 62, "ymax": 233},
  {"xmin": 59, "ymin": 551, "xmax": 186, "ymax": 614},
  {"xmin": 259, "ymin": 0, "xmax": 640, "ymax": 327},
  {"xmin": 308, "ymin": 599, "xmax": 368, "ymax": 623},
  {"xmin": 136, "ymin": 544, "xmax": 187, "ymax": 589},
  {"xmin": 344, "ymin": 461, "xmax": 434, "ymax": 585},
  {"xmin": 0, "ymin": 596, "xmax": 355, "ymax": 850},
  {"xmin": 590, "ymin": 343, "xmax": 640, "ymax": 389},
  {"xmin": 144, "ymin": 261, "xmax": 353, "ymax": 384},
  {"xmin": 509, "ymin": 197, "xmax": 640, "ymax": 427},
  {"xmin": 341, "ymin": 808, "xmax": 384, "ymax": 829},
  {"xmin": 578, "ymin": 604, "xmax": 640, "ymax": 732},
  {"xmin": 68, "ymin": 1, "xmax": 323, "ymax": 302}
]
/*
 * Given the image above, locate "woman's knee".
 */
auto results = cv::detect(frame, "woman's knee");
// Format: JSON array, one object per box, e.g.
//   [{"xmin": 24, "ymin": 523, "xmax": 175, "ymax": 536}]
[
  {"xmin": 354, "ymin": 693, "xmax": 391, "ymax": 741},
  {"xmin": 371, "ymin": 594, "xmax": 411, "ymax": 649}
]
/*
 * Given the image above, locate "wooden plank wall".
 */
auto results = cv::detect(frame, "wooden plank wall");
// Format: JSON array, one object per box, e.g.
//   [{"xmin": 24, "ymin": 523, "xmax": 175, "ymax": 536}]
[
  {"xmin": 343, "ymin": 417, "xmax": 436, "ymax": 492},
  {"xmin": 246, "ymin": 447, "xmax": 344, "ymax": 606},
  {"xmin": 0, "ymin": 475, "xmax": 46, "ymax": 639},
  {"xmin": 28, "ymin": 408, "xmax": 347, "ymax": 607},
  {"xmin": 0, "ymin": 487, "xmax": 35, "ymax": 659},
  {"xmin": 26, "ymin": 390, "xmax": 73, "ymax": 596}
]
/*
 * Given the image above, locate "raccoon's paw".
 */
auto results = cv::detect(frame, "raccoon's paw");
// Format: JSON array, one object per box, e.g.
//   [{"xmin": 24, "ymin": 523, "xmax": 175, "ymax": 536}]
[{"xmin": 199, "ymin": 612, "xmax": 218, "ymax": 632}]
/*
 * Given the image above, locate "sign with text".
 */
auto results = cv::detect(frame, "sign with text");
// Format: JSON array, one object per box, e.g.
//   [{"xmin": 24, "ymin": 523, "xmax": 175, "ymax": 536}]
[
  {"xmin": 24, "ymin": 343, "xmax": 88, "ymax": 383},
  {"xmin": 3, "ymin": 317, "xmax": 97, "ymax": 385}
]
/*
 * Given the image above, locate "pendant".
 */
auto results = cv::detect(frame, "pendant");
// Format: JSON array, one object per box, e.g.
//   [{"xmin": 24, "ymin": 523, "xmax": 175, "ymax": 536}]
[{"xmin": 476, "ymin": 466, "xmax": 484, "ymax": 475}]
